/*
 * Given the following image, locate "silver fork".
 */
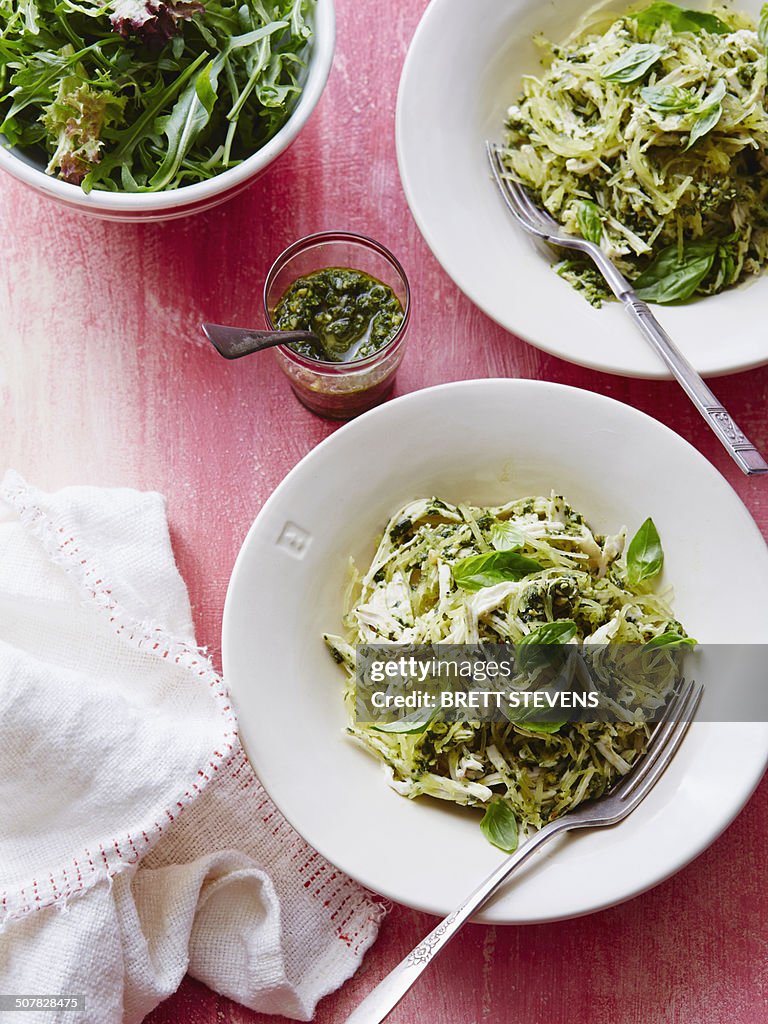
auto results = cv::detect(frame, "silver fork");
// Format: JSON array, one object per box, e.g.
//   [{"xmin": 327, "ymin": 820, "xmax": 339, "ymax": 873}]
[
  {"xmin": 486, "ymin": 141, "xmax": 768, "ymax": 478},
  {"xmin": 344, "ymin": 678, "xmax": 704, "ymax": 1024}
]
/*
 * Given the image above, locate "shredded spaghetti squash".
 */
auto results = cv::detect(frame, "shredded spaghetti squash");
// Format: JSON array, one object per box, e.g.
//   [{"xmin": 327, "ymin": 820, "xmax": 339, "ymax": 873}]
[{"xmin": 501, "ymin": 2, "xmax": 768, "ymax": 305}]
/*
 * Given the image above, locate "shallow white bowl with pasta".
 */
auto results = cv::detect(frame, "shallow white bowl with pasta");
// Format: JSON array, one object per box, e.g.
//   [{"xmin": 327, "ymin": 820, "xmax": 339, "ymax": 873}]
[
  {"xmin": 396, "ymin": 0, "xmax": 768, "ymax": 378},
  {"xmin": 223, "ymin": 379, "xmax": 768, "ymax": 922}
]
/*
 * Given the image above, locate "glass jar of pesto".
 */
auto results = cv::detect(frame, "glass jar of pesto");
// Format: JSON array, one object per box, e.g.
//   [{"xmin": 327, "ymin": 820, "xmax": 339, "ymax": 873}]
[{"xmin": 263, "ymin": 231, "xmax": 411, "ymax": 419}]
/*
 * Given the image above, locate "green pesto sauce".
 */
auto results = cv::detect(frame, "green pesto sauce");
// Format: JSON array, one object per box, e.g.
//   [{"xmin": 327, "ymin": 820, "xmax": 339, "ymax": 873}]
[{"xmin": 273, "ymin": 267, "xmax": 404, "ymax": 362}]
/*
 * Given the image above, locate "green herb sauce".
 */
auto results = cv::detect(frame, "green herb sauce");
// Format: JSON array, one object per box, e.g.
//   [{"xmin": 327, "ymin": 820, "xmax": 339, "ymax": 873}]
[{"xmin": 273, "ymin": 268, "xmax": 404, "ymax": 362}]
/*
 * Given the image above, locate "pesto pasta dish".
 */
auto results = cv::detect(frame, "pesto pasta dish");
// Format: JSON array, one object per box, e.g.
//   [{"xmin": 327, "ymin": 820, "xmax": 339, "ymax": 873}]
[
  {"xmin": 324, "ymin": 494, "xmax": 695, "ymax": 852},
  {"xmin": 500, "ymin": 1, "xmax": 768, "ymax": 305}
]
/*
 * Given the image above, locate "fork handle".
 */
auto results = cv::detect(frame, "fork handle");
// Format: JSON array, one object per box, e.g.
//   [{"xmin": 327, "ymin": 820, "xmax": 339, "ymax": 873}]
[
  {"xmin": 619, "ymin": 292, "xmax": 768, "ymax": 476},
  {"xmin": 344, "ymin": 819, "xmax": 568, "ymax": 1024},
  {"xmin": 587, "ymin": 251, "xmax": 768, "ymax": 476}
]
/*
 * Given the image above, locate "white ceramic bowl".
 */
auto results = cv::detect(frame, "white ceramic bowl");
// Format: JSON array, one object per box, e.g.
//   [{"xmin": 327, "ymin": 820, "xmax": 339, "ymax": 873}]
[
  {"xmin": 396, "ymin": 0, "xmax": 768, "ymax": 378},
  {"xmin": 223, "ymin": 379, "xmax": 768, "ymax": 923},
  {"xmin": 0, "ymin": 0, "xmax": 335, "ymax": 222}
]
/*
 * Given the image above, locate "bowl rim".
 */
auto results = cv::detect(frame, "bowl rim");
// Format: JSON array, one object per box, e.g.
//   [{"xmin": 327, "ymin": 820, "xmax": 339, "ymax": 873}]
[{"xmin": 0, "ymin": 0, "xmax": 336, "ymax": 212}]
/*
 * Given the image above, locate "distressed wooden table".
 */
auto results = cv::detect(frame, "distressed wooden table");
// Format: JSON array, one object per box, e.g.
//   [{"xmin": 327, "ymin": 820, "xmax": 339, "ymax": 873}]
[{"xmin": 1, "ymin": 1, "xmax": 767, "ymax": 1022}]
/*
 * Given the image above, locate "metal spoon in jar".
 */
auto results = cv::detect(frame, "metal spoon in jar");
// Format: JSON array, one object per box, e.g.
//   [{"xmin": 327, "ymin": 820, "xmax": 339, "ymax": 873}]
[{"xmin": 202, "ymin": 322, "xmax": 336, "ymax": 361}]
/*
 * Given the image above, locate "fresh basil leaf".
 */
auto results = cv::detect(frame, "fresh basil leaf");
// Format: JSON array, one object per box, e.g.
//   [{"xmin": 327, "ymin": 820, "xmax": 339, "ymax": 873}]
[
  {"xmin": 701, "ymin": 78, "xmax": 726, "ymax": 107},
  {"xmin": 634, "ymin": 241, "xmax": 717, "ymax": 303},
  {"xmin": 640, "ymin": 84, "xmax": 697, "ymax": 112},
  {"xmin": 518, "ymin": 620, "xmax": 577, "ymax": 673},
  {"xmin": 626, "ymin": 518, "xmax": 664, "ymax": 587},
  {"xmin": 576, "ymin": 199, "xmax": 603, "ymax": 244},
  {"xmin": 489, "ymin": 521, "xmax": 525, "ymax": 552},
  {"xmin": 645, "ymin": 632, "xmax": 698, "ymax": 649},
  {"xmin": 505, "ymin": 697, "xmax": 569, "ymax": 734},
  {"xmin": 521, "ymin": 719, "xmax": 568, "ymax": 734},
  {"xmin": 601, "ymin": 43, "xmax": 665, "ymax": 84},
  {"xmin": 519, "ymin": 620, "xmax": 578, "ymax": 648},
  {"xmin": 684, "ymin": 79, "xmax": 726, "ymax": 150},
  {"xmin": 372, "ymin": 706, "xmax": 434, "ymax": 735},
  {"xmin": 719, "ymin": 241, "xmax": 736, "ymax": 285},
  {"xmin": 760, "ymin": 3, "xmax": 768, "ymax": 52},
  {"xmin": 480, "ymin": 798, "xmax": 519, "ymax": 853},
  {"xmin": 453, "ymin": 551, "xmax": 543, "ymax": 591},
  {"xmin": 632, "ymin": 2, "xmax": 730, "ymax": 37}
]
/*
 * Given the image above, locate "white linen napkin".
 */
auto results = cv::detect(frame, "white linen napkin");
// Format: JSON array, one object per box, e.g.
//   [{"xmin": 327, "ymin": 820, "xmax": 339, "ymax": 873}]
[{"xmin": 0, "ymin": 471, "xmax": 384, "ymax": 1024}]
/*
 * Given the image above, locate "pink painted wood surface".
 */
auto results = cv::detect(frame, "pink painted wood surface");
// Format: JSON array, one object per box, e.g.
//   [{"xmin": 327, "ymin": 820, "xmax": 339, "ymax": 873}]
[{"xmin": 0, "ymin": 1, "xmax": 766, "ymax": 1022}]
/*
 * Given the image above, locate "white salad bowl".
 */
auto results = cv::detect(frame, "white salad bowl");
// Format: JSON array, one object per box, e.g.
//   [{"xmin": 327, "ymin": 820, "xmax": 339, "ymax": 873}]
[
  {"xmin": 223, "ymin": 379, "xmax": 768, "ymax": 923},
  {"xmin": 0, "ymin": 0, "xmax": 335, "ymax": 222},
  {"xmin": 396, "ymin": 0, "xmax": 768, "ymax": 378}
]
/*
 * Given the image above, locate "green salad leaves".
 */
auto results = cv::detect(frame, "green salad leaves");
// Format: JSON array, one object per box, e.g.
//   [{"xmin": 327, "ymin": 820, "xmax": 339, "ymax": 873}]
[
  {"xmin": 0, "ymin": 0, "xmax": 314, "ymax": 191},
  {"xmin": 626, "ymin": 518, "xmax": 664, "ymax": 587}
]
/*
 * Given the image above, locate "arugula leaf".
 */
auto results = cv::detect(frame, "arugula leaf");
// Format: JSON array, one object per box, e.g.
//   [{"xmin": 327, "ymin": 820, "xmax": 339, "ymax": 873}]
[
  {"xmin": 640, "ymin": 84, "xmax": 697, "ymax": 113},
  {"xmin": 634, "ymin": 241, "xmax": 717, "ymax": 303},
  {"xmin": 601, "ymin": 43, "xmax": 665, "ymax": 84},
  {"xmin": 2, "ymin": 44, "xmax": 108, "ymax": 126},
  {"xmin": 632, "ymin": 2, "xmax": 731, "ymax": 37},
  {"xmin": 626, "ymin": 518, "xmax": 664, "ymax": 587},
  {"xmin": 489, "ymin": 521, "xmax": 525, "ymax": 552},
  {"xmin": 21, "ymin": 0, "xmax": 40, "ymax": 35},
  {"xmin": 645, "ymin": 632, "xmax": 697, "ymax": 649},
  {"xmin": 82, "ymin": 48, "xmax": 210, "ymax": 192},
  {"xmin": 226, "ymin": 19, "xmax": 292, "ymax": 119},
  {"xmin": 453, "ymin": 551, "xmax": 543, "ymax": 591},
  {"xmin": 576, "ymin": 199, "xmax": 603, "ymax": 244},
  {"xmin": 684, "ymin": 79, "xmax": 726, "ymax": 151},
  {"xmin": 480, "ymin": 798, "xmax": 519, "ymax": 853},
  {"xmin": 149, "ymin": 55, "xmax": 223, "ymax": 190}
]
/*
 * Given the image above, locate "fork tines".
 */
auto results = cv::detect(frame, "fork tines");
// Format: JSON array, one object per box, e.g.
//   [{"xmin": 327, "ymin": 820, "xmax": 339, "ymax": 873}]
[
  {"xmin": 485, "ymin": 141, "xmax": 559, "ymax": 238},
  {"xmin": 619, "ymin": 679, "xmax": 704, "ymax": 806}
]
